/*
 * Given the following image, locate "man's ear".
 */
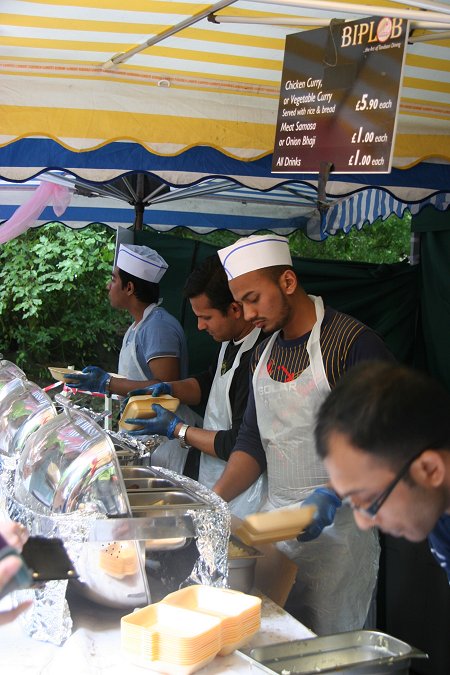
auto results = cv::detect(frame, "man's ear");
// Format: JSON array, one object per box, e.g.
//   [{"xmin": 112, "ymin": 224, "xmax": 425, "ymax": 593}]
[
  {"xmin": 230, "ymin": 301, "xmax": 243, "ymax": 318},
  {"xmin": 280, "ymin": 269, "xmax": 298, "ymax": 296},
  {"xmin": 411, "ymin": 450, "xmax": 446, "ymax": 488},
  {"xmin": 126, "ymin": 280, "xmax": 135, "ymax": 296}
]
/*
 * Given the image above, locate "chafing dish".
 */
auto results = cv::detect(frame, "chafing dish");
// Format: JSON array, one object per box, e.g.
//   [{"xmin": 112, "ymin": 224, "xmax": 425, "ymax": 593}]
[
  {"xmin": 13, "ymin": 405, "xmax": 151, "ymax": 609},
  {"xmin": 0, "ymin": 362, "xmax": 231, "ymax": 651},
  {"xmin": 248, "ymin": 631, "xmax": 427, "ymax": 675},
  {"xmin": 12, "ymin": 411, "xmax": 226, "ymax": 610},
  {"xmin": 14, "ymin": 406, "xmax": 129, "ymax": 516},
  {"xmin": 2, "ymin": 362, "xmax": 229, "ymax": 619}
]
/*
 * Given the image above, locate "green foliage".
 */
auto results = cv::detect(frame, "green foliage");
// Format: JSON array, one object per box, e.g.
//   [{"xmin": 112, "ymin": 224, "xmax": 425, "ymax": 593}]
[
  {"xmin": 169, "ymin": 210, "xmax": 411, "ymax": 264},
  {"xmin": 0, "ymin": 223, "xmax": 127, "ymax": 380},
  {"xmin": 288, "ymin": 211, "xmax": 411, "ymax": 263},
  {"xmin": 0, "ymin": 212, "xmax": 411, "ymax": 383}
]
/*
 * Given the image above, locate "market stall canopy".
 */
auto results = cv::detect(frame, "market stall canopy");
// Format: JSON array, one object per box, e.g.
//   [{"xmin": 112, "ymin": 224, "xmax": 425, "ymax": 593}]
[
  {"xmin": 0, "ymin": 174, "xmax": 324, "ymax": 235},
  {"xmin": 0, "ymin": 163, "xmax": 448, "ymax": 239},
  {"xmin": 1, "ymin": 0, "xmax": 449, "ymax": 177},
  {"xmin": 0, "ymin": 1, "xmax": 449, "ymax": 238}
]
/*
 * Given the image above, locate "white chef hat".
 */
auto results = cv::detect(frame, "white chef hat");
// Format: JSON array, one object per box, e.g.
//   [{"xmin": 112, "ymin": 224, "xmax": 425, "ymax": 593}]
[
  {"xmin": 117, "ymin": 244, "xmax": 168, "ymax": 283},
  {"xmin": 218, "ymin": 234, "xmax": 292, "ymax": 281}
]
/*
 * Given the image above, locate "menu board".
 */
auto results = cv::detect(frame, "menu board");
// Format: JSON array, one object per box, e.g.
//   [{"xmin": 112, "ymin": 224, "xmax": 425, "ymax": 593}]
[{"xmin": 272, "ymin": 16, "xmax": 408, "ymax": 174}]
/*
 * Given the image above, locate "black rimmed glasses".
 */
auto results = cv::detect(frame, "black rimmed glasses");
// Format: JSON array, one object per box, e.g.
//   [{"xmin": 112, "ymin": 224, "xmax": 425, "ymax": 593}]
[{"xmin": 342, "ymin": 450, "xmax": 425, "ymax": 519}]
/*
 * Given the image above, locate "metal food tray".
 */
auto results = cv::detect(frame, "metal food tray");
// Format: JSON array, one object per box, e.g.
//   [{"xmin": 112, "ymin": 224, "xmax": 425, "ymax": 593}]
[
  {"xmin": 124, "ymin": 477, "xmax": 176, "ymax": 490},
  {"xmin": 128, "ymin": 489, "xmax": 209, "ymax": 510},
  {"xmin": 228, "ymin": 533, "xmax": 264, "ymax": 560},
  {"xmin": 87, "ymin": 464, "xmax": 212, "ymax": 543},
  {"xmin": 248, "ymin": 631, "xmax": 427, "ymax": 675},
  {"xmin": 120, "ymin": 466, "xmax": 162, "ymax": 480},
  {"xmin": 122, "ymin": 465, "xmax": 210, "ymax": 507}
]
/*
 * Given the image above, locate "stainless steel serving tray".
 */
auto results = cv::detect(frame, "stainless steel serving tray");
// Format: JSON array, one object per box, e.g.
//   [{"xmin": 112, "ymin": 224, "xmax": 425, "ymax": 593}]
[
  {"xmin": 87, "ymin": 464, "xmax": 212, "ymax": 544},
  {"xmin": 122, "ymin": 464, "xmax": 212, "ymax": 510},
  {"xmin": 120, "ymin": 466, "xmax": 160, "ymax": 480},
  {"xmin": 128, "ymin": 489, "xmax": 208, "ymax": 510},
  {"xmin": 248, "ymin": 631, "xmax": 427, "ymax": 675},
  {"xmin": 124, "ymin": 477, "xmax": 175, "ymax": 490},
  {"xmin": 228, "ymin": 534, "xmax": 263, "ymax": 560}
]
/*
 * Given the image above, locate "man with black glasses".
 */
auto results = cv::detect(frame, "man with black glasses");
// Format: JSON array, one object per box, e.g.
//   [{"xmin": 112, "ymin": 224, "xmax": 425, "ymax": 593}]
[{"xmin": 315, "ymin": 361, "xmax": 450, "ymax": 582}]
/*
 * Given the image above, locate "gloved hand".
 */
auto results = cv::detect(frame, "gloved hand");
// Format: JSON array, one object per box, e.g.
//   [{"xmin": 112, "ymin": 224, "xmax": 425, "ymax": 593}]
[
  {"xmin": 120, "ymin": 382, "xmax": 173, "ymax": 414},
  {"xmin": 64, "ymin": 366, "xmax": 110, "ymax": 393},
  {"xmin": 297, "ymin": 487, "xmax": 342, "ymax": 542},
  {"xmin": 125, "ymin": 404, "xmax": 183, "ymax": 439}
]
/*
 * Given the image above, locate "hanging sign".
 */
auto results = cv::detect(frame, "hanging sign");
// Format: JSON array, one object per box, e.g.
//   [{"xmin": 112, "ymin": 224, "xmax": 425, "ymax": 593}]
[{"xmin": 272, "ymin": 16, "xmax": 409, "ymax": 174}]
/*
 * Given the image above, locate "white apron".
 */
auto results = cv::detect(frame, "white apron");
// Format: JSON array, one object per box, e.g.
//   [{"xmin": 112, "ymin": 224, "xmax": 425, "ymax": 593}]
[
  {"xmin": 118, "ymin": 303, "xmax": 201, "ymax": 474},
  {"xmin": 253, "ymin": 295, "xmax": 379, "ymax": 635},
  {"xmin": 198, "ymin": 327, "xmax": 267, "ymax": 518}
]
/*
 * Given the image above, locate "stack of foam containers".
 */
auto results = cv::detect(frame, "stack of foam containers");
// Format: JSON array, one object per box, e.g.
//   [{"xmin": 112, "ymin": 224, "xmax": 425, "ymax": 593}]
[{"xmin": 121, "ymin": 585, "xmax": 262, "ymax": 674}]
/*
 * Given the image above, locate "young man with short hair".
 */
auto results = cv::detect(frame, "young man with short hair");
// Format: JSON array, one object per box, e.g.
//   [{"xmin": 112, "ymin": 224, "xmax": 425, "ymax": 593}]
[
  {"xmin": 213, "ymin": 234, "xmax": 394, "ymax": 634},
  {"xmin": 65, "ymin": 243, "xmax": 196, "ymax": 472},
  {"xmin": 125, "ymin": 254, "xmax": 267, "ymax": 516}
]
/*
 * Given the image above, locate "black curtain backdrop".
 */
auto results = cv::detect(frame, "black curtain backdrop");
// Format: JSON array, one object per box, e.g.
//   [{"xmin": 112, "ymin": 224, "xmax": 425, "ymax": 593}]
[{"xmin": 412, "ymin": 206, "xmax": 450, "ymax": 392}]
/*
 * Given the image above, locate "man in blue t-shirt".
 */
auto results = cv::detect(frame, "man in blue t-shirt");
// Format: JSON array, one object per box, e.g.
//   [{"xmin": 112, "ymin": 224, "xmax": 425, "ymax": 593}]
[
  {"xmin": 65, "ymin": 243, "xmax": 189, "ymax": 396},
  {"xmin": 64, "ymin": 244, "xmax": 197, "ymax": 472},
  {"xmin": 315, "ymin": 361, "xmax": 450, "ymax": 583}
]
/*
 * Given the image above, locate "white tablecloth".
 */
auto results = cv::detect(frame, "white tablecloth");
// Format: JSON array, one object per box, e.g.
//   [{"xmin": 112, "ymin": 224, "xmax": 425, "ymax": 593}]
[{"xmin": 0, "ymin": 591, "xmax": 314, "ymax": 675}]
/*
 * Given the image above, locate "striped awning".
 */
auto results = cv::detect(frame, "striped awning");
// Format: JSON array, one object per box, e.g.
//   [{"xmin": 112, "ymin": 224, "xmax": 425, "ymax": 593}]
[
  {"xmin": 1, "ymin": 164, "xmax": 448, "ymax": 239},
  {"xmin": 1, "ymin": 0, "xmax": 449, "ymax": 184}
]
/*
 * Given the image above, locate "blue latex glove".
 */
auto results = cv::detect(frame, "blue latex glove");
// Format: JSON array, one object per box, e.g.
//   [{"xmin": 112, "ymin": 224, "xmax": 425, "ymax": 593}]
[
  {"xmin": 125, "ymin": 404, "xmax": 182, "ymax": 439},
  {"xmin": 297, "ymin": 487, "xmax": 342, "ymax": 542},
  {"xmin": 129, "ymin": 382, "xmax": 173, "ymax": 399},
  {"xmin": 63, "ymin": 366, "xmax": 110, "ymax": 393},
  {"xmin": 120, "ymin": 382, "xmax": 173, "ymax": 414}
]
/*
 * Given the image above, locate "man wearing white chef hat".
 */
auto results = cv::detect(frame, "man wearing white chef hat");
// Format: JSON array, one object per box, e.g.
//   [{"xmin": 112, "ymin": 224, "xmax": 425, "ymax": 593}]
[
  {"xmin": 121, "ymin": 254, "xmax": 268, "ymax": 517},
  {"xmin": 65, "ymin": 243, "xmax": 199, "ymax": 473},
  {"xmin": 213, "ymin": 233, "xmax": 394, "ymax": 635},
  {"xmin": 116, "ymin": 242, "xmax": 168, "ymax": 283}
]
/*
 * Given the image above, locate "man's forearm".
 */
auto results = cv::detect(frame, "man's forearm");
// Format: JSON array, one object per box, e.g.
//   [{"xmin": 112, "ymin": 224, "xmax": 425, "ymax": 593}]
[
  {"xmin": 108, "ymin": 375, "xmax": 202, "ymax": 403},
  {"xmin": 213, "ymin": 451, "xmax": 262, "ymax": 502},
  {"xmin": 109, "ymin": 376, "xmax": 159, "ymax": 397},
  {"xmin": 170, "ymin": 378, "xmax": 202, "ymax": 406},
  {"xmin": 173, "ymin": 422, "xmax": 217, "ymax": 456}
]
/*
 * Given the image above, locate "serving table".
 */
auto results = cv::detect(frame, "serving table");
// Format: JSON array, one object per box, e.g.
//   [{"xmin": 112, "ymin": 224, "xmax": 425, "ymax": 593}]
[{"xmin": 0, "ymin": 590, "xmax": 314, "ymax": 675}]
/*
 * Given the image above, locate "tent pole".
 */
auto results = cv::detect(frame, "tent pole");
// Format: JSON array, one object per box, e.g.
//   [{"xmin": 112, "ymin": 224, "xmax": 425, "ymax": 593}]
[
  {"xmin": 134, "ymin": 174, "xmax": 145, "ymax": 231},
  {"xmin": 103, "ymin": 0, "xmax": 239, "ymax": 68},
  {"xmin": 210, "ymin": 15, "xmax": 449, "ymax": 30},
  {"xmin": 134, "ymin": 203, "xmax": 144, "ymax": 231},
  {"xmin": 249, "ymin": 0, "xmax": 450, "ymax": 24}
]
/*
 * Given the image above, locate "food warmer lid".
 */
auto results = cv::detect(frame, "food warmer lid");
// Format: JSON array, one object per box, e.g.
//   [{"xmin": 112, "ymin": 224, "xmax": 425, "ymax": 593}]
[
  {"xmin": 14, "ymin": 406, "xmax": 130, "ymax": 518},
  {"xmin": 0, "ymin": 377, "xmax": 56, "ymax": 460}
]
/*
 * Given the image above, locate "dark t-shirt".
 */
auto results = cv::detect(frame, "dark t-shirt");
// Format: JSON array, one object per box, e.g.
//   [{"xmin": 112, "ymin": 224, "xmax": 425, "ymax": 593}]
[
  {"xmin": 233, "ymin": 306, "xmax": 395, "ymax": 471},
  {"xmin": 191, "ymin": 330, "xmax": 266, "ymax": 461},
  {"xmin": 428, "ymin": 513, "xmax": 450, "ymax": 582}
]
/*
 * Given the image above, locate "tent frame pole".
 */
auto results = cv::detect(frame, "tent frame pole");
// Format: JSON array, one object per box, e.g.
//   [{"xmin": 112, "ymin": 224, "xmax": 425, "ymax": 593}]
[
  {"xmin": 210, "ymin": 14, "xmax": 450, "ymax": 30},
  {"xmin": 249, "ymin": 0, "xmax": 450, "ymax": 24},
  {"xmin": 103, "ymin": 0, "xmax": 239, "ymax": 68}
]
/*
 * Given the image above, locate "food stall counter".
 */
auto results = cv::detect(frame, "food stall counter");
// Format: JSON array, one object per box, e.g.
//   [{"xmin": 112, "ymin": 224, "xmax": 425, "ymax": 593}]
[{"xmin": 0, "ymin": 591, "xmax": 314, "ymax": 675}]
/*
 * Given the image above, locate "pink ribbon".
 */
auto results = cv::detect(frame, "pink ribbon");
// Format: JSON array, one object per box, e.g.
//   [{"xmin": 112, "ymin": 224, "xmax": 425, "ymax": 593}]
[{"xmin": 0, "ymin": 181, "xmax": 71, "ymax": 244}]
